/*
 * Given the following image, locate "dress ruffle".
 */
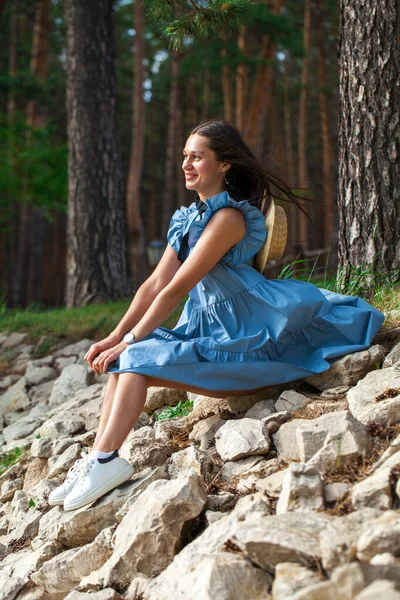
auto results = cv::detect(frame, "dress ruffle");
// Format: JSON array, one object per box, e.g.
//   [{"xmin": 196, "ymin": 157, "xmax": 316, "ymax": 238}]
[
  {"xmin": 166, "ymin": 203, "xmax": 197, "ymax": 254},
  {"xmin": 188, "ymin": 191, "xmax": 267, "ymax": 265}
]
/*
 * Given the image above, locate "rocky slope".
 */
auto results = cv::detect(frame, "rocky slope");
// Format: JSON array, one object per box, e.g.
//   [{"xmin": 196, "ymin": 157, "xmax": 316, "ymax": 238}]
[{"xmin": 0, "ymin": 321, "xmax": 400, "ymax": 600}]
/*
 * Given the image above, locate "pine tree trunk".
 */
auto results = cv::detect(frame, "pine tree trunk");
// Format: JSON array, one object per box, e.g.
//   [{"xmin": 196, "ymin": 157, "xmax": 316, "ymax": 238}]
[
  {"xmin": 317, "ymin": 28, "xmax": 335, "ymax": 261},
  {"xmin": 6, "ymin": 0, "xmax": 19, "ymax": 305},
  {"xmin": 175, "ymin": 77, "xmax": 186, "ymax": 208},
  {"xmin": 221, "ymin": 45, "xmax": 233, "ymax": 122},
  {"xmin": 125, "ymin": 0, "xmax": 147, "ymax": 290},
  {"xmin": 161, "ymin": 50, "xmax": 180, "ymax": 238},
  {"xmin": 282, "ymin": 53, "xmax": 296, "ymax": 257},
  {"xmin": 202, "ymin": 69, "xmax": 211, "ymax": 121},
  {"xmin": 235, "ymin": 24, "xmax": 247, "ymax": 133},
  {"xmin": 296, "ymin": 0, "xmax": 311, "ymax": 252},
  {"xmin": 64, "ymin": 0, "xmax": 130, "ymax": 307},
  {"xmin": 26, "ymin": 0, "xmax": 51, "ymax": 306},
  {"xmin": 337, "ymin": 0, "xmax": 400, "ymax": 286}
]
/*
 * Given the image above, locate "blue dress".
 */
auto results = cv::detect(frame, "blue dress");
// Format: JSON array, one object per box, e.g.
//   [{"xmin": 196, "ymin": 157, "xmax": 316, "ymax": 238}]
[{"xmin": 107, "ymin": 191, "xmax": 385, "ymax": 391}]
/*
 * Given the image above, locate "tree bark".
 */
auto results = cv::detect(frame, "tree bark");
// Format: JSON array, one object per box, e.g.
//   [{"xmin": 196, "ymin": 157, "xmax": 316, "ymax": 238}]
[
  {"xmin": 161, "ymin": 50, "xmax": 180, "ymax": 238},
  {"xmin": 64, "ymin": 0, "xmax": 131, "ymax": 307},
  {"xmin": 221, "ymin": 45, "xmax": 233, "ymax": 122},
  {"xmin": 296, "ymin": 0, "xmax": 312, "ymax": 252},
  {"xmin": 337, "ymin": 0, "xmax": 400, "ymax": 286},
  {"xmin": 26, "ymin": 0, "xmax": 51, "ymax": 306},
  {"xmin": 125, "ymin": 0, "xmax": 147, "ymax": 290},
  {"xmin": 282, "ymin": 52, "xmax": 296, "ymax": 255},
  {"xmin": 316, "ymin": 10, "xmax": 335, "ymax": 262},
  {"xmin": 235, "ymin": 24, "xmax": 247, "ymax": 133}
]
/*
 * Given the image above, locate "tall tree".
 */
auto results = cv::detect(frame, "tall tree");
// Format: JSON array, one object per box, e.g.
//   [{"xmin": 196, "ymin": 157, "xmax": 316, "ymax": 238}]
[
  {"xmin": 337, "ymin": 0, "xmax": 400, "ymax": 285},
  {"xmin": 296, "ymin": 0, "xmax": 311, "ymax": 252},
  {"xmin": 125, "ymin": 0, "xmax": 147, "ymax": 289},
  {"xmin": 64, "ymin": 0, "xmax": 131, "ymax": 307}
]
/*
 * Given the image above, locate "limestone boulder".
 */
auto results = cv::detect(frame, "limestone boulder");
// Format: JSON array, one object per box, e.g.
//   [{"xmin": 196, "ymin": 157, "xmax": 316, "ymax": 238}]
[
  {"xmin": 273, "ymin": 410, "xmax": 369, "ymax": 464},
  {"xmin": 0, "ymin": 378, "xmax": 31, "ymax": 417},
  {"xmin": 97, "ymin": 474, "xmax": 207, "ymax": 590},
  {"xmin": 135, "ymin": 552, "xmax": 272, "ymax": 600},
  {"xmin": 215, "ymin": 418, "xmax": 270, "ymax": 461},
  {"xmin": 276, "ymin": 463, "xmax": 324, "ymax": 514},
  {"xmin": 272, "ymin": 562, "xmax": 324, "ymax": 600},
  {"xmin": 48, "ymin": 364, "xmax": 91, "ymax": 407},
  {"xmin": 144, "ymin": 386, "xmax": 187, "ymax": 413},
  {"xmin": 319, "ymin": 508, "xmax": 382, "ymax": 571},
  {"xmin": 305, "ymin": 345, "xmax": 385, "ymax": 391},
  {"xmin": 275, "ymin": 390, "xmax": 311, "ymax": 412},
  {"xmin": 2, "ymin": 415, "xmax": 47, "ymax": 443},
  {"xmin": 167, "ymin": 445, "xmax": 215, "ymax": 479},
  {"xmin": 351, "ymin": 450, "xmax": 400, "ymax": 510},
  {"xmin": 30, "ymin": 527, "xmax": 114, "ymax": 595},
  {"xmin": 347, "ymin": 364, "xmax": 400, "ymax": 425},
  {"xmin": 383, "ymin": 341, "xmax": 400, "ymax": 368},
  {"xmin": 244, "ymin": 399, "xmax": 275, "ymax": 419},
  {"xmin": 25, "ymin": 363, "xmax": 56, "ymax": 387},
  {"xmin": 188, "ymin": 414, "xmax": 226, "ymax": 451},
  {"xmin": 356, "ymin": 511, "xmax": 400, "ymax": 562}
]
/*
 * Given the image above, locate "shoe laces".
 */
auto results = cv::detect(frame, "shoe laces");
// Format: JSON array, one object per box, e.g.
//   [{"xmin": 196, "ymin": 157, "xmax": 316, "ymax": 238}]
[
  {"xmin": 77, "ymin": 450, "xmax": 96, "ymax": 481},
  {"xmin": 65, "ymin": 456, "xmax": 84, "ymax": 483}
]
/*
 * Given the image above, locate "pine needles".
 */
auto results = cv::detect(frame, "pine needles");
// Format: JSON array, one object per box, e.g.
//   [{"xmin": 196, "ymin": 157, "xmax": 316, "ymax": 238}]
[{"xmin": 143, "ymin": 0, "xmax": 250, "ymax": 50}]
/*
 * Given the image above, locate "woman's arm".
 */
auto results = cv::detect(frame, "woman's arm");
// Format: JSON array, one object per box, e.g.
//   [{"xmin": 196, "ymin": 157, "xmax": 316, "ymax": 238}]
[
  {"xmin": 92, "ymin": 208, "xmax": 246, "ymax": 374},
  {"xmin": 84, "ymin": 244, "xmax": 181, "ymax": 367}
]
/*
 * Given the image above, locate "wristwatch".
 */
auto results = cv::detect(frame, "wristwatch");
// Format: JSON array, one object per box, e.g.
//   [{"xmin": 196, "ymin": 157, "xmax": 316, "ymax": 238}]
[{"xmin": 121, "ymin": 332, "xmax": 136, "ymax": 345}]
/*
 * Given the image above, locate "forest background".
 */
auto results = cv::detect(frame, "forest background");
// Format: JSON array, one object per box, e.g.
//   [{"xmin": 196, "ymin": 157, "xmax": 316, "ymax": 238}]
[{"xmin": 0, "ymin": 0, "xmax": 398, "ymax": 323}]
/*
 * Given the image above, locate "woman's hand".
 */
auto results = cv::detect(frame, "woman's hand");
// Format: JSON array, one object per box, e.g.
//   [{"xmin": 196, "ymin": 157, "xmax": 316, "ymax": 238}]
[
  {"xmin": 84, "ymin": 333, "xmax": 121, "ymax": 369},
  {"xmin": 91, "ymin": 341, "xmax": 128, "ymax": 375}
]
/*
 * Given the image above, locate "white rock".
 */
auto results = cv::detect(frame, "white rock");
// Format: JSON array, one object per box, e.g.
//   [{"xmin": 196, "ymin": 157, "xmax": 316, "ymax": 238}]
[
  {"xmin": 65, "ymin": 591, "xmax": 122, "ymax": 600},
  {"xmin": 244, "ymin": 399, "xmax": 275, "ymax": 419},
  {"xmin": 0, "ymin": 378, "xmax": 31, "ymax": 417},
  {"xmin": 2, "ymin": 415, "xmax": 47, "ymax": 443},
  {"xmin": 305, "ymin": 345, "xmax": 385, "ymax": 391},
  {"xmin": 354, "ymin": 580, "xmax": 400, "ymax": 600},
  {"xmin": 253, "ymin": 467, "xmax": 288, "ymax": 498},
  {"xmin": 188, "ymin": 414, "xmax": 226, "ymax": 451},
  {"xmin": 144, "ymin": 386, "xmax": 187, "ymax": 413},
  {"xmin": 97, "ymin": 475, "xmax": 207, "ymax": 588},
  {"xmin": 25, "ymin": 363, "xmax": 56, "ymax": 386},
  {"xmin": 219, "ymin": 455, "xmax": 265, "ymax": 481},
  {"xmin": 47, "ymin": 442, "xmax": 81, "ymax": 478},
  {"xmin": 324, "ymin": 482, "xmax": 351, "ymax": 503},
  {"xmin": 54, "ymin": 339, "xmax": 94, "ymax": 359},
  {"xmin": 49, "ymin": 364, "xmax": 91, "ymax": 407},
  {"xmin": 272, "ymin": 562, "xmax": 323, "ymax": 600},
  {"xmin": 356, "ymin": 511, "xmax": 400, "ymax": 562},
  {"xmin": 0, "ymin": 477, "xmax": 23, "ymax": 502},
  {"xmin": 289, "ymin": 562, "xmax": 367, "ymax": 599},
  {"xmin": 115, "ymin": 465, "xmax": 169, "ymax": 521},
  {"xmin": 36, "ymin": 416, "xmax": 86, "ymax": 438},
  {"xmin": 215, "ymin": 418, "xmax": 270, "ymax": 461},
  {"xmin": 167, "ymin": 445, "xmax": 215, "ymax": 479},
  {"xmin": 138, "ymin": 552, "xmax": 272, "ymax": 600},
  {"xmin": 143, "ymin": 506, "xmax": 329, "ymax": 598},
  {"xmin": 3, "ymin": 332, "xmax": 28, "ymax": 349},
  {"xmin": 31, "ymin": 527, "xmax": 114, "ymax": 594},
  {"xmin": 273, "ymin": 410, "xmax": 369, "ymax": 463},
  {"xmin": 352, "ymin": 450, "xmax": 400, "ymax": 510},
  {"xmin": 276, "ymin": 463, "xmax": 324, "ymax": 514},
  {"xmin": 348, "ymin": 364, "xmax": 400, "ymax": 425},
  {"xmin": 275, "ymin": 390, "xmax": 310, "ymax": 412},
  {"xmin": 0, "ymin": 542, "xmax": 59, "ymax": 600},
  {"xmin": 384, "ymin": 341, "xmax": 400, "ymax": 368},
  {"xmin": 319, "ymin": 508, "xmax": 381, "ymax": 571}
]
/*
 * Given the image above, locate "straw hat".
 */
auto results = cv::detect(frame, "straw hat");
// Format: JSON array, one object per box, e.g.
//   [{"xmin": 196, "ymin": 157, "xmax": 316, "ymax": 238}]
[{"xmin": 254, "ymin": 198, "xmax": 288, "ymax": 273}]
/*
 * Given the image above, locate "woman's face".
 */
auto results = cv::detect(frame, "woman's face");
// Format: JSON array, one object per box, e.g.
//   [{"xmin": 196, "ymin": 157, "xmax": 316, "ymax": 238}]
[{"xmin": 182, "ymin": 133, "xmax": 230, "ymax": 201}]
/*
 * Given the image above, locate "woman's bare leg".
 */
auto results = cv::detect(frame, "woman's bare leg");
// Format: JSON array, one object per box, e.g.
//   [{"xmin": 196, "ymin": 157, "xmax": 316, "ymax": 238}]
[
  {"xmin": 93, "ymin": 373, "xmax": 148, "ymax": 452},
  {"xmin": 91, "ymin": 373, "xmax": 119, "ymax": 447}
]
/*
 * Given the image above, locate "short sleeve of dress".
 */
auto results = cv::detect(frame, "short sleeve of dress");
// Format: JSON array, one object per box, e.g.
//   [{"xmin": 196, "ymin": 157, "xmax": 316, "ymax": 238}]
[
  {"xmin": 167, "ymin": 204, "xmax": 196, "ymax": 254},
  {"xmin": 188, "ymin": 191, "xmax": 267, "ymax": 265}
]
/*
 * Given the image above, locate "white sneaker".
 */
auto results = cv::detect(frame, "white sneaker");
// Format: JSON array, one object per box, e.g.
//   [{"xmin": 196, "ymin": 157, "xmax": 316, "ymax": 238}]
[
  {"xmin": 63, "ymin": 450, "xmax": 134, "ymax": 511},
  {"xmin": 47, "ymin": 453, "xmax": 87, "ymax": 506}
]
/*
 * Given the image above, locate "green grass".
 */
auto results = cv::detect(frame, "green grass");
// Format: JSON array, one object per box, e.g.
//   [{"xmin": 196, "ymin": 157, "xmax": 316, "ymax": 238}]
[
  {"xmin": 0, "ymin": 298, "xmax": 187, "ymax": 343},
  {"xmin": 154, "ymin": 398, "xmax": 194, "ymax": 421},
  {"xmin": 0, "ymin": 446, "xmax": 25, "ymax": 476}
]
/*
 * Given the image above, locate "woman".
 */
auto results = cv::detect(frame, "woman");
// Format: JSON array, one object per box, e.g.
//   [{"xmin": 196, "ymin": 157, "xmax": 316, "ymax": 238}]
[{"xmin": 48, "ymin": 120, "xmax": 385, "ymax": 511}]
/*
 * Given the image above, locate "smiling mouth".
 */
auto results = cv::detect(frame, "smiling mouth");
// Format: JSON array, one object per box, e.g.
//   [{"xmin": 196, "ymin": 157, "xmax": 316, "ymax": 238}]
[{"xmin": 185, "ymin": 174, "xmax": 197, "ymax": 178}]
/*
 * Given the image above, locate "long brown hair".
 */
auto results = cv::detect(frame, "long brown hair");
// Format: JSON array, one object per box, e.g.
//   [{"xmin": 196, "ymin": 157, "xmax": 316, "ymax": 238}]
[{"xmin": 191, "ymin": 119, "xmax": 310, "ymax": 221}]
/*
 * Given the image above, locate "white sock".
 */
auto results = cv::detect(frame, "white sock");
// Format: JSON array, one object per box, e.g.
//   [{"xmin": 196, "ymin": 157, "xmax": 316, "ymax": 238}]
[{"xmin": 88, "ymin": 449, "xmax": 117, "ymax": 460}]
